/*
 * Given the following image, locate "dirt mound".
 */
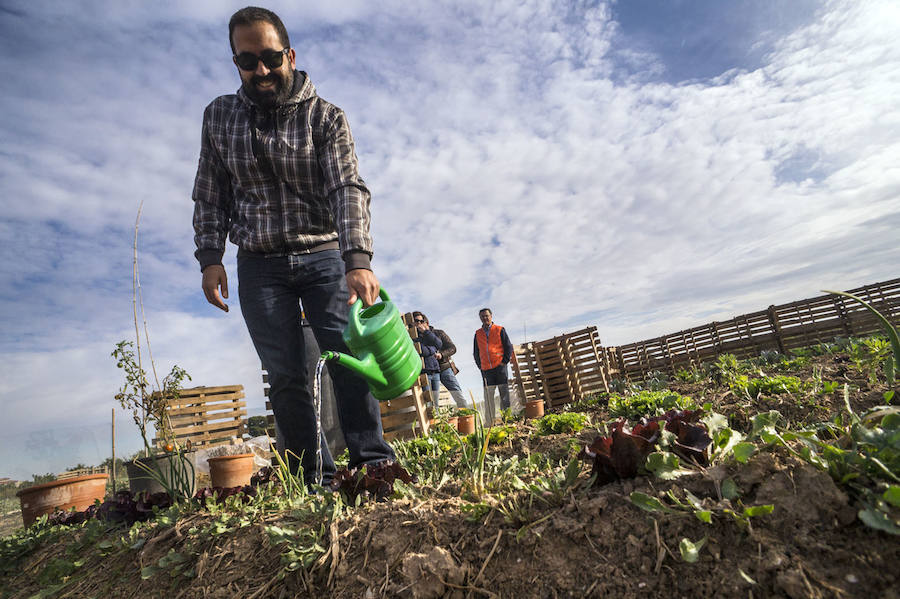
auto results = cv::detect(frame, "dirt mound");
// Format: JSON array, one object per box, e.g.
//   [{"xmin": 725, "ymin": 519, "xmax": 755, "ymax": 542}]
[{"xmin": 3, "ymin": 348, "xmax": 898, "ymax": 598}]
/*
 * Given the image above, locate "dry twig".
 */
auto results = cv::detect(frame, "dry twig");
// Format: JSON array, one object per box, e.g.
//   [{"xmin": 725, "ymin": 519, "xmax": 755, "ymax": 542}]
[{"xmin": 474, "ymin": 530, "xmax": 503, "ymax": 584}]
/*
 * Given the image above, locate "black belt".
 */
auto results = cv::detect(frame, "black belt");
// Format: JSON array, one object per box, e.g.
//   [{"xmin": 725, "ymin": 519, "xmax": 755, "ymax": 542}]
[{"xmin": 238, "ymin": 240, "xmax": 339, "ymax": 258}]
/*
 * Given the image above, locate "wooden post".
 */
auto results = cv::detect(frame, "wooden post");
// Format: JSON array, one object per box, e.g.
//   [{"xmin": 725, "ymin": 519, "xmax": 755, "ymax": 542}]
[
  {"xmin": 111, "ymin": 408, "xmax": 116, "ymax": 494},
  {"xmin": 741, "ymin": 316, "xmax": 758, "ymax": 355},
  {"xmin": 662, "ymin": 336, "xmax": 675, "ymax": 374},
  {"xmin": 831, "ymin": 295, "xmax": 854, "ymax": 337},
  {"xmin": 412, "ymin": 380, "xmax": 430, "ymax": 436},
  {"xmin": 766, "ymin": 305, "xmax": 786, "ymax": 354},
  {"xmin": 711, "ymin": 322, "xmax": 722, "ymax": 353}
]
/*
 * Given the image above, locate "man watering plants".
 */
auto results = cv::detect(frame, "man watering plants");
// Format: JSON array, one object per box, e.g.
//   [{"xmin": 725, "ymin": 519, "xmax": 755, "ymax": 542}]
[
  {"xmin": 191, "ymin": 6, "xmax": 394, "ymax": 486},
  {"xmin": 473, "ymin": 308, "xmax": 514, "ymax": 423}
]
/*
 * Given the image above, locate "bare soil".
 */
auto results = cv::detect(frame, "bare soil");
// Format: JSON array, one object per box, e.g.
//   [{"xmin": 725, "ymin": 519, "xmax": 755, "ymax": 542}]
[{"xmin": 2, "ymin": 353, "xmax": 898, "ymax": 598}]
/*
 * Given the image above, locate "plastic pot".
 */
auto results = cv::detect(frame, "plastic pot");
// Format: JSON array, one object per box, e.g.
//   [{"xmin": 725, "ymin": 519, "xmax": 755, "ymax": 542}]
[
  {"xmin": 16, "ymin": 473, "xmax": 108, "ymax": 527},
  {"xmin": 126, "ymin": 452, "xmax": 197, "ymax": 497},
  {"xmin": 208, "ymin": 453, "xmax": 256, "ymax": 488}
]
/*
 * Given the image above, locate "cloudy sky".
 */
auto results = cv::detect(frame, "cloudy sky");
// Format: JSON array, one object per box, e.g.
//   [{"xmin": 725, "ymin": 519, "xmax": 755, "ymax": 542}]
[{"xmin": 1, "ymin": 0, "xmax": 897, "ymax": 480}]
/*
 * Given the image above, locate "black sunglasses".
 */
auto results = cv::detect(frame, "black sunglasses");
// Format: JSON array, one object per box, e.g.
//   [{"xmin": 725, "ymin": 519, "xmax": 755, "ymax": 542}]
[
  {"xmin": 414, "ymin": 319, "xmax": 425, "ymax": 323},
  {"xmin": 233, "ymin": 48, "xmax": 289, "ymax": 71}
]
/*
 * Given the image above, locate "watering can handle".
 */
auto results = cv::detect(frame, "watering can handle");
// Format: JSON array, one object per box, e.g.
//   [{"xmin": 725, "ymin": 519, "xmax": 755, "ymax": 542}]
[{"xmin": 348, "ymin": 287, "xmax": 390, "ymax": 333}]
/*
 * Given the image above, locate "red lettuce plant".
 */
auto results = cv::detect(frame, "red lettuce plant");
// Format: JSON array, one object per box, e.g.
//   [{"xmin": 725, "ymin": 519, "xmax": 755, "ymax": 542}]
[
  {"xmin": 580, "ymin": 410, "xmax": 712, "ymax": 487},
  {"xmin": 330, "ymin": 461, "xmax": 416, "ymax": 503},
  {"xmin": 656, "ymin": 409, "xmax": 712, "ymax": 466}
]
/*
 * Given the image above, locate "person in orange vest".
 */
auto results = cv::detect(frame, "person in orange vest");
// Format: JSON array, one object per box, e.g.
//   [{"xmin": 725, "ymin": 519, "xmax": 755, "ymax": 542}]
[{"xmin": 473, "ymin": 308, "xmax": 514, "ymax": 423}]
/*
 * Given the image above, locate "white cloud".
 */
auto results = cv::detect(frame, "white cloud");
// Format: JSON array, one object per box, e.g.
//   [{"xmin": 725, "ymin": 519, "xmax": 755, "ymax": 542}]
[{"xmin": 1, "ymin": 0, "xmax": 898, "ymax": 477}]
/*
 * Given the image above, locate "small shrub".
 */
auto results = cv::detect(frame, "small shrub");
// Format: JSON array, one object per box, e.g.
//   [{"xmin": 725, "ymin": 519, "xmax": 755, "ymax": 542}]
[
  {"xmin": 675, "ymin": 366, "xmax": 705, "ymax": 383},
  {"xmin": 641, "ymin": 370, "xmax": 669, "ymax": 391},
  {"xmin": 850, "ymin": 336, "xmax": 893, "ymax": 385},
  {"xmin": 707, "ymin": 354, "xmax": 742, "ymax": 386}
]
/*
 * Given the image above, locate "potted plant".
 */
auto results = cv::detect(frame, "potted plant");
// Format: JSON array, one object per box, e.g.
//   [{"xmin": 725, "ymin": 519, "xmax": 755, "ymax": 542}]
[
  {"xmin": 455, "ymin": 407, "xmax": 477, "ymax": 434},
  {"xmin": 16, "ymin": 472, "xmax": 109, "ymax": 527},
  {"xmin": 113, "ymin": 340, "xmax": 195, "ymax": 500}
]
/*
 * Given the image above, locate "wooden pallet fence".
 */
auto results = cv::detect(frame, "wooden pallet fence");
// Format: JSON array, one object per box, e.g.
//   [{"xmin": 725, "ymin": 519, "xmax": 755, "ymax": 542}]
[
  {"xmin": 613, "ymin": 278, "xmax": 900, "ymax": 380},
  {"xmin": 152, "ymin": 385, "xmax": 247, "ymax": 449},
  {"xmin": 511, "ymin": 326, "xmax": 611, "ymax": 409},
  {"xmin": 57, "ymin": 466, "xmax": 108, "ymax": 480}
]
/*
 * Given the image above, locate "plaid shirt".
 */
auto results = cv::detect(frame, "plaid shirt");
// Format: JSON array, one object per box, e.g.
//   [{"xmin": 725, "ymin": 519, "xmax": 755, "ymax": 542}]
[{"xmin": 192, "ymin": 71, "xmax": 372, "ymax": 271}]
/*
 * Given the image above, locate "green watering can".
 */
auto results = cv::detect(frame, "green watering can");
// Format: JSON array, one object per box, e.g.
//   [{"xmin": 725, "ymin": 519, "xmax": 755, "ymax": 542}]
[{"xmin": 321, "ymin": 288, "xmax": 421, "ymax": 401}]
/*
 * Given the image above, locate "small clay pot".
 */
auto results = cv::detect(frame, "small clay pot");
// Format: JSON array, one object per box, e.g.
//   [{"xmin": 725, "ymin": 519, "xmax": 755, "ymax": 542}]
[
  {"xmin": 448, "ymin": 416, "xmax": 459, "ymax": 429},
  {"xmin": 208, "ymin": 453, "xmax": 255, "ymax": 488},
  {"xmin": 16, "ymin": 473, "xmax": 108, "ymax": 527},
  {"xmin": 525, "ymin": 399, "xmax": 545, "ymax": 419},
  {"xmin": 457, "ymin": 414, "xmax": 475, "ymax": 435}
]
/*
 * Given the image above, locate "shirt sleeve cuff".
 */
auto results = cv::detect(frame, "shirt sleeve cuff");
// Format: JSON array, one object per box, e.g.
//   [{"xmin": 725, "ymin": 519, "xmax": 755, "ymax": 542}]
[
  {"xmin": 196, "ymin": 249, "xmax": 224, "ymax": 272},
  {"xmin": 343, "ymin": 250, "xmax": 372, "ymax": 272}
]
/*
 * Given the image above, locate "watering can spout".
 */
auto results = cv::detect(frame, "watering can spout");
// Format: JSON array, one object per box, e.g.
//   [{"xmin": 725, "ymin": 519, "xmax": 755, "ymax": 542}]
[{"xmin": 321, "ymin": 351, "xmax": 388, "ymax": 388}]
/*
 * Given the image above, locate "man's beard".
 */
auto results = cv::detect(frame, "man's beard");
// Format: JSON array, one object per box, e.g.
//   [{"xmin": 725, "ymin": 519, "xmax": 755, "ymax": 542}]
[{"xmin": 242, "ymin": 69, "xmax": 294, "ymax": 109}]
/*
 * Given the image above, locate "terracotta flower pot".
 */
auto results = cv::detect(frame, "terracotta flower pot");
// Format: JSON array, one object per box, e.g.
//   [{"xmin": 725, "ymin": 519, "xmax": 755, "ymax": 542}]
[
  {"xmin": 448, "ymin": 416, "xmax": 459, "ymax": 429},
  {"xmin": 208, "ymin": 453, "xmax": 256, "ymax": 488},
  {"xmin": 525, "ymin": 399, "xmax": 545, "ymax": 419},
  {"xmin": 16, "ymin": 473, "xmax": 108, "ymax": 527},
  {"xmin": 457, "ymin": 414, "xmax": 475, "ymax": 435}
]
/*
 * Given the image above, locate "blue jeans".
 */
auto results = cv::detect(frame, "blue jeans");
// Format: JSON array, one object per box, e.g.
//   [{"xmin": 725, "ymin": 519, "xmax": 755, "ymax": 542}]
[
  {"xmin": 238, "ymin": 249, "xmax": 395, "ymax": 485},
  {"xmin": 439, "ymin": 367, "xmax": 469, "ymax": 408},
  {"xmin": 426, "ymin": 371, "xmax": 441, "ymax": 411}
]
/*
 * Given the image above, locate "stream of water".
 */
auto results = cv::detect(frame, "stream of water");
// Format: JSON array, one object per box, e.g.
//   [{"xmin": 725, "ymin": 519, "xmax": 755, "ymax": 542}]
[{"xmin": 313, "ymin": 357, "xmax": 327, "ymax": 486}]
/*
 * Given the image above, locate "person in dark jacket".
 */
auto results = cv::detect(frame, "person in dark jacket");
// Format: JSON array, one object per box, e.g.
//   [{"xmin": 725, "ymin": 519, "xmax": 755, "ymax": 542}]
[
  {"xmin": 414, "ymin": 312, "xmax": 469, "ymax": 409},
  {"xmin": 413, "ymin": 311, "xmax": 443, "ymax": 411},
  {"xmin": 473, "ymin": 308, "xmax": 514, "ymax": 423}
]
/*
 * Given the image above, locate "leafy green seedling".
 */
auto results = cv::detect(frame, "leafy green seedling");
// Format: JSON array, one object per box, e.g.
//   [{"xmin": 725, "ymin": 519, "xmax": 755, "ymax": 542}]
[
  {"xmin": 630, "ymin": 491, "xmax": 679, "ymax": 514},
  {"xmin": 645, "ymin": 452, "xmax": 694, "ymax": 480},
  {"xmin": 679, "ymin": 536, "xmax": 708, "ymax": 563}
]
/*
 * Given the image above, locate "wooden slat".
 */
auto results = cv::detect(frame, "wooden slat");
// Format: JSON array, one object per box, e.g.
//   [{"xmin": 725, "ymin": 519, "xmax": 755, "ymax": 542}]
[
  {"xmin": 381, "ymin": 410, "xmax": 420, "ymax": 430},
  {"xmin": 380, "ymin": 393, "xmax": 418, "ymax": 413},
  {"xmin": 167, "ymin": 401, "xmax": 246, "ymax": 418}
]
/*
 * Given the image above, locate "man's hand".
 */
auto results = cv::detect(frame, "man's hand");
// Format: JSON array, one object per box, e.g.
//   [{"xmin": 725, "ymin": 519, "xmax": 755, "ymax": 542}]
[
  {"xmin": 435, "ymin": 351, "xmax": 442, "ymax": 360},
  {"xmin": 347, "ymin": 268, "xmax": 380, "ymax": 306},
  {"xmin": 201, "ymin": 265, "xmax": 229, "ymax": 312}
]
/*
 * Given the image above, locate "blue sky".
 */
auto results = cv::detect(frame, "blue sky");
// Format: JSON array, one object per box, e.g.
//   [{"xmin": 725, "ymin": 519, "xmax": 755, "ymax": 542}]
[{"xmin": 1, "ymin": 0, "xmax": 898, "ymax": 480}]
